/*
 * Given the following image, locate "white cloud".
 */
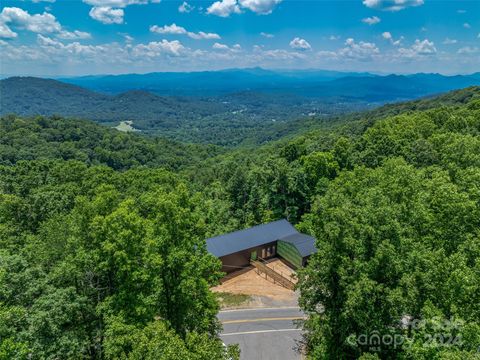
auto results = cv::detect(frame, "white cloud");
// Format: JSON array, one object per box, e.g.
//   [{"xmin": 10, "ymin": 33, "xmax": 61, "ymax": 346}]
[
  {"xmin": 89, "ymin": 6, "xmax": 124, "ymax": 24},
  {"xmin": 2, "ymin": 40, "xmax": 48, "ymax": 61},
  {"xmin": 363, "ymin": 0, "xmax": 424, "ymax": 11},
  {"xmin": 83, "ymin": 0, "xmax": 160, "ymax": 24},
  {"xmin": 252, "ymin": 45, "xmax": 307, "ymax": 61},
  {"xmin": 0, "ymin": 23, "xmax": 17, "ymax": 39},
  {"xmin": 132, "ymin": 39, "xmax": 185, "ymax": 57},
  {"xmin": 393, "ymin": 38, "xmax": 404, "ymax": 46},
  {"xmin": 188, "ymin": 31, "xmax": 221, "ymax": 40},
  {"xmin": 37, "ymin": 34, "xmax": 111, "ymax": 58},
  {"xmin": 398, "ymin": 39, "xmax": 436, "ymax": 58},
  {"xmin": 212, "ymin": 42, "xmax": 229, "ymax": 50},
  {"xmin": 0, "ymin": 7, "xmax": 90, "ymax": 40},
  {"xmin": 411, "ymin": 39, "xmax": 436, "ymax": 54},
  {"xmin": 442, "ymin": 38, "xmax": 457, "ymax": 45},
  {"xmin": 338, "ymin": 38, "xmax": 379, "ymax": 59},
  {"xmin": 457, "ymin": 9, "xmax": 466, "ymax": 14},
  {"xmin": 238, "ymin": 0, "xmax": 282, "ymax": 15},
  {"xmin": 289, "ymin": 37, "xmax": 311, "ymax": 50},
  {"xmin": 382, "ymin": 31, "xmax": 392, "ymax": 40},
  {"xmin": 207, "ymin": 0, "xmax": 281, "ymax": 17},
  {"xmin": 0, "ymin": 7, "xmax": 61, "ymax": 36},
  {"xmin": 260, "ymin": 32, "xmax": 274, "ymax": 38},
  {"xmin": 57, "ymin": 30, "xmax": 92, "ymax": 40},
  {"xmin": 382, "ymin": 31, "xmax": 403, "ymax": 45},
  {"xmin": 150, "ymin": 23, "xmax": 187, "ymax": 35},
  {"xmin": 212, "ymin": 42, "xmax": 241, "ymax": 52},
  {"xmin": 3, "ymin": 29, "xmax": 479, "ymax": 75},
  {"xmin": 37, "ymin": 34, "xmax": 70, "ymax": 47},
  {"xmin": 362, "ymin": 16, "xmax": 381, "ymax": 25},
  {"xmin": 207, "ymin": 0, "xmax": 241, "ymax": 17},
  {"xmin": 329, "ymin": 35, "xmax": 340, "ymax": 41},
  {"xmin": 463, "ymin": 23, "xmax": 471, "ymax": 29},
  {"xmin": 178, "ymin": 1, "xmax": 194, "ymax": 13},
  {"xmin": 316, "ymin": 50, "xmax": 337, "ymax": 58},
  {"xmin": 32, "ymin": 34, "xmax": 184, "ymax": 63},
  {"xmin": 150, "ymin": 23, "xmax": 220, "ymax": 40},
  {"xmin": 0, "ymin": 36, "xmax": 228, "ymax": 68},
  {"xmin": 83, "ymin": 0, "xmax": 158, "ymax": 7},
  {"xmin": 457, "ymin": 46, "xmax": 479, "ymax": 54},
  {"xmin": 122, "ymin": 33, "xmax": 134, "ymax": 43},
  {"xmin": 317, "ymin": 38, "xmax": 380, "ymax": 61}
]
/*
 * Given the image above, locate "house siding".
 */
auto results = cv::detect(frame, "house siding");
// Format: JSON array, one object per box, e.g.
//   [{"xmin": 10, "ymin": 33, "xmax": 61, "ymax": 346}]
[
  {"xmin": 277, "ymin": 240, "xmax": 303, "ymax": 269},
  {"xmin": 218, "ymin": 241, "xmax": 277, "ymax": 273}
]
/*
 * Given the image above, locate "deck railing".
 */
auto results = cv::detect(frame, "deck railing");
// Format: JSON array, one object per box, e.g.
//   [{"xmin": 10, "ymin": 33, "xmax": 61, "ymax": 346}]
[{"xmin": 251, "ymin": 259, "xmax": 296, "ymax": 290}]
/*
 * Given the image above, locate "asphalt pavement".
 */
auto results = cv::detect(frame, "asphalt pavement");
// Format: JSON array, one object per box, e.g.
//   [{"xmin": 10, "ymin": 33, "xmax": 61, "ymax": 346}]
[{"xmin": 219, "ymin": 307, "xmax": 304, "ymax": 360}]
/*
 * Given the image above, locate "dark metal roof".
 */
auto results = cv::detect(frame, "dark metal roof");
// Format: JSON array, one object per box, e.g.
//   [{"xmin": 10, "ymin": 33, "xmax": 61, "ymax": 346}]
[
  {"xmin": 206, "ymin": 219, "xmax": 298, "ymax": 258},
  {"xmin": 280, "ymin": 233, "xmax": 317, "ymax": 257}
]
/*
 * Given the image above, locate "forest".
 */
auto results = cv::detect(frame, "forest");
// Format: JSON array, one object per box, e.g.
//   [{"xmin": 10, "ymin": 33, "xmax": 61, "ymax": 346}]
[
  {"xmin": 1, "ymin": 86, "xmax": 479, "ymax": 359},
  {"xmin": 0, "ymin": 76, "xmax": 370, "ymax": 146},
  {"xmin": 3, "ymin": 72, "xmax": 480, "ymax": 146}
]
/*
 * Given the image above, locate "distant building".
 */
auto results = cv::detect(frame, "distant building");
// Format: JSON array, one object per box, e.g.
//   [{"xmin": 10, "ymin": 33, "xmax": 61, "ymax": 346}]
[{"xmin": 206, "ymin": 219, "xmax": 317, "ymax": 273}]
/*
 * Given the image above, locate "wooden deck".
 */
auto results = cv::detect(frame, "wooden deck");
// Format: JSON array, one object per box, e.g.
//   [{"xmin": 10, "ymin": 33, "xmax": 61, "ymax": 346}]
[{"xmin": 251, "ymin": 259, "xmax": 296, "ymax": 290}]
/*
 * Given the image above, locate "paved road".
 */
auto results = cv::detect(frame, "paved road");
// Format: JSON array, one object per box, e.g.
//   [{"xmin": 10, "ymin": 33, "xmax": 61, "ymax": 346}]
[{"xmin": 219, "ymin": 307, "xmax": 304, "ymax": 360}]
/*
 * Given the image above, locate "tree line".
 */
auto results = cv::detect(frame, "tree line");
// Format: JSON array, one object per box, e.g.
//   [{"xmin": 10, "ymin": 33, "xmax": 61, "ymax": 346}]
[{"xmin": 0, "ymin": 86, "xmax": 479, "ymax": 359}]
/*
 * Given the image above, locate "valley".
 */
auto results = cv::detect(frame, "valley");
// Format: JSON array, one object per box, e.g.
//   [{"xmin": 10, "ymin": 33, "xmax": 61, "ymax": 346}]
[
  {"xmin": 1, "ymin": 83, "xmax": 480, "ymax": 359},
  {"xmin": 2, "ymin": 1, "xmax": 480, "ymax": 358},
  {"xmin": 2, "ymin": 70, "xmax": 479, "ymax": 146}
]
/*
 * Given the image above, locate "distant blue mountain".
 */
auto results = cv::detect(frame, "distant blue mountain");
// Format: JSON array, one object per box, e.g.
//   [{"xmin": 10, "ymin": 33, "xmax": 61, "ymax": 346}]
[
  {"xmin": 58, "ymin": 68, "xmax": 480, "ymax": 101},
  {"xmin": 57, "ymin": 68, "xmax": 374, "ymax": 96}
]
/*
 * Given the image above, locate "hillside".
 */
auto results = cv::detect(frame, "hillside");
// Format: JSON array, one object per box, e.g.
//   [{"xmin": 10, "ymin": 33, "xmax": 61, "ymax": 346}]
[
  {"xmin": 0, "ymin": 76, "xmax": 227, "ymax": 128},
  {"xmin": 0, "ymin": 76, "xmax": 370, "ymax": 146},
  {"xmin": 186, "ymin": 86, "xmax": 480, "ymax": 358},
  {"xmin": 0, "ymin": 114, "xmax": 222, "ymax": 171},
  {"xmin": 1, "ymin": 86, "xmax": 480, "ymax": 359},
  {"xmin": 2, "ymin": 72, "xmax": 479, "ymax": 146},
  {"xmin": 301, "ymin": 73, "xmax": 480, "ymax": 101},
  {"xmin": 189, "ymin": 85, "xmax": 480, "ymax": 183}
]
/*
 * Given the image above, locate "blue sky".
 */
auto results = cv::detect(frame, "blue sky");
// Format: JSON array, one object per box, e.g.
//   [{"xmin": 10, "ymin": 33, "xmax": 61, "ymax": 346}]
[{"xmin": 0, "ymin": 0, "xmax": 479, "ymax": 76}]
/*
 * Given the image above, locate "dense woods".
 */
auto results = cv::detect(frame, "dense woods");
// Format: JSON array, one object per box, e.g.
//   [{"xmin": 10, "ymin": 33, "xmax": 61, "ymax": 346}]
[
  {"xmin": 4, "ymin": 73, "xmax": 479, "ymax": 146},
  {"xmin": 0, "ymin": 162, "xmax": 243, "ymax": 359},
  {"xmin": 0, "ymin": 76, "xmax": 368, "ymax": 146},
  {"xmin": 0, "ymin": 115, "xmax": 223, "ymax": 170},
  {"xmin": 1, "ymin": 86, "xmax": 479, "ymax": 359}
]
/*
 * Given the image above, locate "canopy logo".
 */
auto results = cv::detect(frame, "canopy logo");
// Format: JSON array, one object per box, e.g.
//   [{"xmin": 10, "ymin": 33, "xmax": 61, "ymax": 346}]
[{"xmin": 346, "ymin": 317, "xmax": 465, "ymax": 352}]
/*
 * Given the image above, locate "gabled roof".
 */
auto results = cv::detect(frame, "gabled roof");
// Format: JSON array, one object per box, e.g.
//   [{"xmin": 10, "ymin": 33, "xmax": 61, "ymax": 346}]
[
  {"xmin": 206, "ymin": 219, "xmax": 298, "ymax": 258},
  {"xmin": 279, "ymin": 233, "xmax": 317, "ymax": 257}
]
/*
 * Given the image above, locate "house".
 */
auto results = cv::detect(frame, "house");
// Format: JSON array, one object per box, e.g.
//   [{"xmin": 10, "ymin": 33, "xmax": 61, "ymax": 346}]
[{"xmin": 206, "ymin": 219, "xmax": 316, "ymax": 273}]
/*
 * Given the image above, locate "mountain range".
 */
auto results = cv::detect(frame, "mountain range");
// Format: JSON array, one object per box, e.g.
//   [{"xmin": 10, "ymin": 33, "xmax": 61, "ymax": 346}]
[
  {"xmin": 1, "ymin": 69, "xmax": 479, "ymax": 145},
  {"xmin": 57, "ymin": 68, "xmax": 480, "ymax": 99}
]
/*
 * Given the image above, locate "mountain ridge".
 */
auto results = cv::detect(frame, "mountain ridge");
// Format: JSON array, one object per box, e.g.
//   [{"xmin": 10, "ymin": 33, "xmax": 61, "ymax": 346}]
[
  {"xmin": 55, "ymin": 68, "xmax": 480, "ymax": 97},
  {"xmin": 1, "ymin": 73, "xmax": 479, "ymax": 145}
]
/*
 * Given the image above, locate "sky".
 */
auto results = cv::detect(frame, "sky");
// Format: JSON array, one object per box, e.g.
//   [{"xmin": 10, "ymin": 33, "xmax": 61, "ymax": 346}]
[{"xmin": 0, "ymin": 0, "xmax": 479, "ymax": 76}]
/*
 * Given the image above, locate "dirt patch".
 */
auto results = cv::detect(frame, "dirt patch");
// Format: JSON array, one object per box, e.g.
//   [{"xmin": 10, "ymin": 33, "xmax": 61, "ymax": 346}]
[
  {"xmin": 212, "ymin": 265, "xmax": 298, "ymax": 308},
  {"xmin": 115, "ymin": 120, "xmax": 139, "ymax": 132}
]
